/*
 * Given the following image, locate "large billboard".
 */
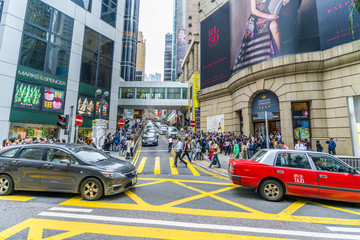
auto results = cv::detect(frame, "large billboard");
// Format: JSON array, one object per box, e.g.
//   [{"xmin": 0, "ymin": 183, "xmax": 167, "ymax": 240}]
[
  {"xmin": 200, "ymin": 0, "xmax": 360, "ymax": 89},
  {"xmin": 200, "ymin": 2, "xmax": 231, "ymax": 88}
]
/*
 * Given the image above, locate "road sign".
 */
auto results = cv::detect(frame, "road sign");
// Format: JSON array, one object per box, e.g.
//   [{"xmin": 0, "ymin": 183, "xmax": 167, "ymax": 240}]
[
  {"xmin": 257, "ymin": 112, "xmax": 274, "ymax": 120},
  {"xmin": 118, "ymin": 120, "xmax": 125, "ymax": 127},
  {"xmin": 190, "ymin": 121, "xmax": 196, "ymax": 128},
  {"xmin": 75, "ymin": 115, "xmax": 83, "ymax": 127}
]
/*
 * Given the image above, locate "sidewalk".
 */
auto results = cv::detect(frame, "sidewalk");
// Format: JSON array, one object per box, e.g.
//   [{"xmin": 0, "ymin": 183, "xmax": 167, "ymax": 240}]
[{"xmin": 192, "ymin": 152, "xmax": 231, "ymax": 177}]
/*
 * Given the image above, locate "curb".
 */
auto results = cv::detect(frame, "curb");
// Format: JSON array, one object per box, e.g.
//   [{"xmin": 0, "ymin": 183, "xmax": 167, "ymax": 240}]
[{"xmin": 192, "ymin": 160, "xmax": 228, "ymax": 178}]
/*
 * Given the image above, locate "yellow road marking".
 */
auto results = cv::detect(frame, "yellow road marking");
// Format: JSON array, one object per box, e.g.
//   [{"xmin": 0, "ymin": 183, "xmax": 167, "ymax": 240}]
[
  {"xmin": 138, "ymin": 177, "xmax": 232, "ymax": 185},
  {"xmin": 183, "ymin": 159, "xmax": 200, "ymax": 176},
  {"xmin": 0, "ymin": 196, "xmax": 35, "ymax": 202},
  {"xmin": 59, "ymin": 195, "xmax": 360, "ymax": 226},
  {"xmin": 131, "ymin": 143, "xmax": 142, "ymax": 165},
  {"xmin": 154, "ymin": 157, "xmax": 161, "ymax": 174},
  {"xmin": 0, "ymin": 218, "xmax": 291, "ymax": 240},
  {"xmin": 279, "ymin": 200, "xmax": 309, "ymax": 215},
  {"xmin": 192, "ymin": 163, "xmax": 229, "ymax": 180},
  {"xmin": 169, "ymin": 157, "xmax": 179, "ymax": 175},
  {"xmin": 309, "ymin": 201, "xmax": 360, "ymax": 216},
  {"xmin": 124, "ymin": 190, "xmax": 150, "ymax": 206},
  {"xmin": 137, "ymin": 157, "xmax": 147, "ymax": 174},
  {"xmin": 133, "ymin": 180, "xmax": 165, "ymax": 188}
]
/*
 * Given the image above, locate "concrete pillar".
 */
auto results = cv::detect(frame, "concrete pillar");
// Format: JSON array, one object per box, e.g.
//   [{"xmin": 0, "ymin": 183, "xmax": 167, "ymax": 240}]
[
  {"xmin": 194, "ymin": 43, "xmax": 199, "ymax": 70},
  {"xmin": 279, "ymin": 101, "xmax": 294, "ymax": 148},
  {"xmin": 242, "ymin": 107, "xmax": 253, "ymax": 137},
  {"xmin": 190, "ymin": 51, "xmax": 194, "ymax": 74}
]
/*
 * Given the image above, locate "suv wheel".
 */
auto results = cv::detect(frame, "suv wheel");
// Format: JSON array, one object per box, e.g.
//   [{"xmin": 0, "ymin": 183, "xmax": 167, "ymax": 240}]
[
  {"xmin": 80, "ymin": 178, "xmax": 103, "ymax": 201},
  {"xmin": 0, "ymin": 174, "xmax": 14, "ymax": 196},
  {"xmin": 259, "ymin": 179, "xmax": 284, "ymax": 201}
]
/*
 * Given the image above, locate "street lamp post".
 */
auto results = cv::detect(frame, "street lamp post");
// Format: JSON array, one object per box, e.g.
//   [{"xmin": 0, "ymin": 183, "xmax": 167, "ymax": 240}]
[{"xmin": 95, "ymin": 89, "xmax": 110, "ymax": 119}]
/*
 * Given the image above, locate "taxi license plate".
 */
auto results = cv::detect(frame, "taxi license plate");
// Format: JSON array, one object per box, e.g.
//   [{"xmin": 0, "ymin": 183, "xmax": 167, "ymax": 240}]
[{"xmin": 132, "ymin": 177, "xmax": 137, "ymax": 185}]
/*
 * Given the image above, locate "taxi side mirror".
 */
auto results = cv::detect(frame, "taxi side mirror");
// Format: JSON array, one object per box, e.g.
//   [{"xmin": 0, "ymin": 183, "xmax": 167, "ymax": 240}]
[{"xmin": 60, "ymin": 159, "xmax": 71, "ymax": 167}]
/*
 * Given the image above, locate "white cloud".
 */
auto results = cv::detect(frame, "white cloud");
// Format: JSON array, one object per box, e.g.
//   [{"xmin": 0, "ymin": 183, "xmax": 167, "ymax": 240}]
[{"xmin": 139, "ymin": 0, "xmax": 173, "ymax": 80}]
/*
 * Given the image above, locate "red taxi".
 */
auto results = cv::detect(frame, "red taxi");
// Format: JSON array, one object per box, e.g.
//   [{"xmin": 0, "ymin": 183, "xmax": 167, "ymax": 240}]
[{"xmin": 228, "ymin": 150, "xmax": 360, "ymax": 202}]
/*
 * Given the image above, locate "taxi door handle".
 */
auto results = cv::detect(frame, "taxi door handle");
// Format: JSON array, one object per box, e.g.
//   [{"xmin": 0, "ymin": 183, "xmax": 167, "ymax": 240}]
[
  {"xmin": 277, "ymin": 170, "xmax": 284, "ymax": 174},
  {"xmin": 11, "ymin": 160, "xmax": 20, "ymax": 165},
  {"xmin": 43, "ymin": 164, "xmax": 53, "ymax": 168},
  {"xmin": 319, "ymin": 174, "xmax": 327, "ymax": 178}
]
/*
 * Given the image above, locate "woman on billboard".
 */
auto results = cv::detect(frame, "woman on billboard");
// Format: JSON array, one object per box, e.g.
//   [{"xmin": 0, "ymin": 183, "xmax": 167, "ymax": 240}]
[{"xmin": 232, "ymin": 0, "xmax": 297, "ymax": 72}]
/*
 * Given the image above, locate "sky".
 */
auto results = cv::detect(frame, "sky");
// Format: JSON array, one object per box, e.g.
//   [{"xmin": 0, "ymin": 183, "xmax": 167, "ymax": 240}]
[{"xmin": 138, "ymin": 0, "xmax": 173, "ymax": 80}]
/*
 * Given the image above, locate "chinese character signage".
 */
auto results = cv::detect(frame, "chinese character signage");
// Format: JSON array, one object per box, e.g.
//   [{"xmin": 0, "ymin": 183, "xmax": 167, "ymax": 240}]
[
  {"xmin": 77, "ymin": 95, "xmax": 95, "ymax": 117},
  {"xmin": 42, "ymin": 88, "xmax": 65, "ymax": 113},
  {"xmin": 252, "ymin": 91, "xmax": 280, "ymax": 115},
  {"xmin": 13, "ymin": 81, "xmax": 42, "ymax": 111}
]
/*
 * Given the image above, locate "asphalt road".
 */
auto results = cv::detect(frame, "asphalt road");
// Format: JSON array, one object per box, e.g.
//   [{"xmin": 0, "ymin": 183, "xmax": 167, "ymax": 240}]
[{"xmin": 0, "ymin": 136, "xmax": 360, "ymax": 239}]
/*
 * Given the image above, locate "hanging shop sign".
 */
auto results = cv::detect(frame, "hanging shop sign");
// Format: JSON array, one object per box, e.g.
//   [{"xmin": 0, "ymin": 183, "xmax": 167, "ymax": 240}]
[{"xmin": 252, "ymin": 91, "xmax": 280, "ymax": 115}]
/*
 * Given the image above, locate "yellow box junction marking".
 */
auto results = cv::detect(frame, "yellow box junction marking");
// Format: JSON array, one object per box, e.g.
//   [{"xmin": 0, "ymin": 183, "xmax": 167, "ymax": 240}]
[
  {"xmin": 0, "ymin": 196, "xmax": 35, "ymax": 202},
  {"xmin": 137, "ymin": 157, "xmax": 147, "ymax": 174},
  {"xmin": 0, "ymin": 218, "xmax": 292, "ymax": 240},
  {"xmin": 279, "ymin": 200, "xmax": 309, "ymax": 215},
  {"xmin": 58, "ymin": 177, "xmax": 360, "ymax": 226},
  {"xmin": 154, "ymin": 157, "xmax": 161, "ymax": 174},
  {"xmin": 309, "ymin": 201, "xmax": 360, "ymax": 216},
  {"xmin": 133, "ymin": 180, "xmax": 165, "ymax": 188},
  {"xmin": 169, "ymin": 157, "xmax": 179, "ymax": 175},
  {"xmin": 183, "ymin": 159, "xmax": 200, "ymax": 176},
  {"xmin": 131, "ymin": 143, "xmax": 142, "ymax": 165}
]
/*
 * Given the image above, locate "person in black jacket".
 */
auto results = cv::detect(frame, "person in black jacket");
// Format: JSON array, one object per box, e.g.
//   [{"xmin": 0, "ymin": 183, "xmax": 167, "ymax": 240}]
[{"xmin": 316, "ymin": 140, "xmax": 323, "ymax": 152}]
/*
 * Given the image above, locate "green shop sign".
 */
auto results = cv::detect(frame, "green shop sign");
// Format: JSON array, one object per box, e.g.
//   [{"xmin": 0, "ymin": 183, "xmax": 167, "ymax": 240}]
[{"xmin": 16, "ymin": 66, "xmax": 67, "ymax": 89}]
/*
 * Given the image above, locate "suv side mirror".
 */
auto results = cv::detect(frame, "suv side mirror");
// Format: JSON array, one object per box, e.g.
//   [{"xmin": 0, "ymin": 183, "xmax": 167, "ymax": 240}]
[{"xmin": 60, "ymin": 159, "xmax": 71, "ymax": 166}]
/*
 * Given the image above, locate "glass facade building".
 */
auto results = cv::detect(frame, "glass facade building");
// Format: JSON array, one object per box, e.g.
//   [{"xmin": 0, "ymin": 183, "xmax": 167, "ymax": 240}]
[
  {"xmin": 121, "ymin": 0, "xmax": 140, "ymax": 81},
  {"xmin": 163, "ymin": 33, "xmax": 172, "ymax": 81},
  {"xmin": 101, "ymin": 0, "xmax": 117, "ymax": 27}
]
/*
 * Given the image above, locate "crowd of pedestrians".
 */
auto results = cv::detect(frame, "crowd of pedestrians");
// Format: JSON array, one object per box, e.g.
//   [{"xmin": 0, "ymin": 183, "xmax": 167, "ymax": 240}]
[{"xmin": 171, "ymin": 130, "xmax": 337, "ymax": 169}]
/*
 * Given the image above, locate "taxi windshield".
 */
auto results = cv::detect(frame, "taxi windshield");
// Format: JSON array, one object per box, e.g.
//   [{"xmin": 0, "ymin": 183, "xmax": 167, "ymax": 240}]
[{"xmin": 250, "ymin": 150, "xmax": 267, "ymax": 162}]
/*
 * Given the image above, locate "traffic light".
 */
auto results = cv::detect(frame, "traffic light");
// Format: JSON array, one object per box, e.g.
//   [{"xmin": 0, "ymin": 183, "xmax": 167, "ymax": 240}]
[
  {"xmin": 57, "ymin": 115, "xmax": 68, "ymax": 129},
  {"xmin": 184, "ymin": 118, "xmax": 190, "ymax": 126}
]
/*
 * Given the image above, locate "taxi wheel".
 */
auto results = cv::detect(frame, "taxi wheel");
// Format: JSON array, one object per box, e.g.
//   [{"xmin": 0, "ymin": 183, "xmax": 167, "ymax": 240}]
[
  {"xmin": 0, "ymin": 174, "xmax": 14, "ymax": 196},
  {"xmin": 259, "ymin": 179, "xmax": 284, "ymax": 202},
  {"xmin": 80, "ymin": 178, "xmax": 103, "ymax": 201}
]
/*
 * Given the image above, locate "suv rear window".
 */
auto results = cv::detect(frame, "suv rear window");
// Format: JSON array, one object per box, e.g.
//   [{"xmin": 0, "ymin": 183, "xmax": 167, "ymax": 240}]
[{"xmin": 0, "ymin": 148, "xmax": 19, "ymax": 158}]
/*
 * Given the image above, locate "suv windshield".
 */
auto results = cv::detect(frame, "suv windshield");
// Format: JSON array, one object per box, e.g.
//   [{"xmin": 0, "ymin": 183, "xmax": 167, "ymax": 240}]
[
  {"xmin": 250, "ymin": 150, "xmax": 267, "ymax": 162},
  {"xmin": 71, "ymin": 147, "xmax": 109, "ymax": 164}
]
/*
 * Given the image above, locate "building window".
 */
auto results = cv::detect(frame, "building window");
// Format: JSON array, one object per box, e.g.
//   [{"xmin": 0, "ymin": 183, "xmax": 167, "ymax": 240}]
[
  {"xmin": 152, "ymin": 88, "xmax": 165, "ymax": 99},
  {"xmin": 188, "ymin": 40, "xmax": 192, "ymax": 44},
  {"xmin": 167, "ymin": 88, "xmax": 181, "ymax": 99},
  {"xmin": 188, "ymin": 23, "xmax": 192, "ymax": 27},
  {"xmin": 292, "ymin": 102, "xmax": 311, "ymax": 143},
  {"xmin": 0, "ymin": 0, "xmax": 4, "ymax": 23},
  {"xmin": 136, "ymin": 88, "xmax": 150, "ymax": 99},
  {"xmin": 101, "ymin": 0, "xmax": 117, "ymax": 27},
  {"xmin": 20, "ymin": 0, "xmax": 74, "ymax": 77},
  {"xmin": 71, "ymin": 0, "xmax": 92, "ymax": 12},
  {"xmin": 121, "ymin": 87, "xmax": 135, "ymax": 99},
  {"xmin": 80, "ymin": 27, "xmax": 114, "ymax": 90},
  {"xmin": 188, "ymin": 32, "xmax": 192, "ymax": 36}
]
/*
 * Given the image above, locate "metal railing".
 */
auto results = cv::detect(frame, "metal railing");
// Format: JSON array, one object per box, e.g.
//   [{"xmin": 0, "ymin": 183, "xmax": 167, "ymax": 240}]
[{"xmin": 337, "ymin": 156, "xmax": 360, "ymax": 171}]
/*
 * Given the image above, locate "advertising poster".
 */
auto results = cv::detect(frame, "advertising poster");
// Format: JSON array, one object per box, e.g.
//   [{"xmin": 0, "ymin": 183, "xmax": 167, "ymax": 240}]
[
  {"xmin": 13, "ymin": 81, "xmax": 42, "ymax": 111},
  {"xmin": 42, "ymin": 88, "xmax": 65, "ymax": 113},
  {"xmin": 77, "ymin": 95, "xmax": 95, "ymax": 117},
  {"xmin": 200, "ymin": 2, "xmax": 231, "ymax": 89},
  {"xmin": 95, "ymin": 100, "xmax": 109, "ymax": 119},
  {"xmin": 207, "ymin": 114, "xmax": 225, "ymax": 133},
  {"xmin": 176, "ymin": 29, "xmax": 186, "ymax": 78},
  {"xmin": 230, "ymin": 0, "xmax": 320, "ymax": 74},
  {"xmin": 316, "ymin": 0, "xmax": 360, "ymax": 50}
]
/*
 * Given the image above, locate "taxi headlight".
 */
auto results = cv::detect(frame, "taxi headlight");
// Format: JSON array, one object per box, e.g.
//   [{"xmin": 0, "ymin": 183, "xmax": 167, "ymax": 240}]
[{"xmin": 101, "ymin": 172, "xmax": 125, "ymax": 178}]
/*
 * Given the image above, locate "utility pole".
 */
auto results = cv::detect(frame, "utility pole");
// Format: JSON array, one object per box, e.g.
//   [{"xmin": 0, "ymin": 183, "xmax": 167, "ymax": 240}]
[{"xmin": 68, "ymin": 106, "xmax": 74, "ymax": 143}]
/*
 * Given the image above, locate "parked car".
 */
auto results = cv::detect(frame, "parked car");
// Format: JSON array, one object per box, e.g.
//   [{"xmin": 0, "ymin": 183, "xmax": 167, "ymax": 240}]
[
  {"xmin": 228, "ymin": 149, "xmax": 360, "ymax": 203},
  {"xmin": 167, "ymin": 128, "xmax": 178, "ymax": 139},
  {"xmin": 0, "ymin": 144, "xmax": 137, "ymax": 201},
  {"xmin": 142, "ymin": 132, "xmax": 158, "ymax": 146}
]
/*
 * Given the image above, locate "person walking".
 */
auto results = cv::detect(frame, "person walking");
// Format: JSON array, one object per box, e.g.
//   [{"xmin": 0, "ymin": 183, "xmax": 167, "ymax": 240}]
[
  {"xmin": 129, "ymin": 138, "xmax": 135, "ymax": 158},
  {"xmin": 174, "ymin": 138, "xmax": 187, "ymax": 167},
  {"xmin": 326, "ymin": 138, "xmax": 336, "ymax": 155},
  {"xmin": 181, "ymin": 138, "xmax": 192, "ymax": 163},
  {"xmin": 316, "ymin": 140, "xmax": 324, "ymax": 152},
  {"xmin": 233, "ymin": 141, "xmax": 240, "ymax": 159},
  {"xmin": 190, "ymin": 137, "xmax": 196, "ymax": 160},
  {"xmin": 195, "ymin": 140, "xmax": 202, "ymax": 160},
  {"xmin": 209, "ymin": 141, "xmax": 221, "ymax": 168}
]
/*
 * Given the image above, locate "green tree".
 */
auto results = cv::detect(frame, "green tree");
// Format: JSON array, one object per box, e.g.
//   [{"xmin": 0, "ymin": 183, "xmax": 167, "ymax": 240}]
[{"xmin": 349, "ymin": 0, "xmax": 360, "ymax": 38}]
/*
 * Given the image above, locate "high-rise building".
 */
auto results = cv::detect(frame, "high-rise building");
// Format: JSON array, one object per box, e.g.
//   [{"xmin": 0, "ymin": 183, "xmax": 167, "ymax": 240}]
[
  {"xmin": 136, "ymin": 31, "xmax": 146, "ymax": 81},
  {"xmin": 0, "ymin": 0, "xmax": 125, "ymax": 144},
  {"xmin": 121, "ymin": 0, "xmax": 140, "ymax": 81},
  {"xmin": 172, "ymin": 0, "xmax": 186, "ymax": 81},
  {"xmin": 147, "ymin": 73, "xmax": 162, "ymax": 82},
  {"xmin": 163, "ymin": 33, "xmax": 172, "ymax": 81}
]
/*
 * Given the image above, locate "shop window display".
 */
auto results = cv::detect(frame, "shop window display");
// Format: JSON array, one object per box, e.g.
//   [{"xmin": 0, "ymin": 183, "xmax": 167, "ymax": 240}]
[{"xmin": 9, "ymin": 124, "xmax": 58, "ymax": 140}]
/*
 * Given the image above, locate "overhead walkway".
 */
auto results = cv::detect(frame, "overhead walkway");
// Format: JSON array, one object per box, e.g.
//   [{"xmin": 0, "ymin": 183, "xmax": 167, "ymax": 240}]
[{"xmin": 119, "ymin": 81, "xmax": 188, "ymax": 110}]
